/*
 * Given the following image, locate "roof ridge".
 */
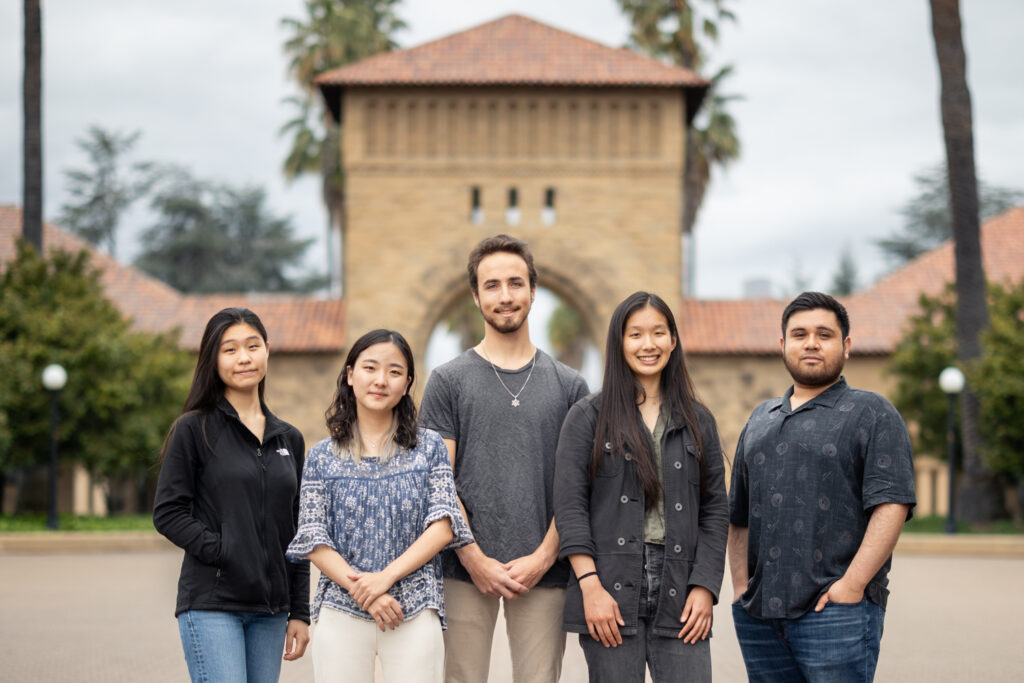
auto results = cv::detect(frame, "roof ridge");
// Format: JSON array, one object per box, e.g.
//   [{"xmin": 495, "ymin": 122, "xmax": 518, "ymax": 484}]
[{"xmin": 314, "ymin": 13, "xmax": 706, "ymax": 89}]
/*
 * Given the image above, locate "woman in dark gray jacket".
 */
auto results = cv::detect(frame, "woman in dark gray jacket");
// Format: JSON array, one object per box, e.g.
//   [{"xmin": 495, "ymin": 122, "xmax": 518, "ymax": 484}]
[
  {"xmin": 154, "ymin": 307, "xmax": 310, "ymax": 683},
  {"xmin": 554, "ymin": 292, "xmax": 728, "ymax": 683}
]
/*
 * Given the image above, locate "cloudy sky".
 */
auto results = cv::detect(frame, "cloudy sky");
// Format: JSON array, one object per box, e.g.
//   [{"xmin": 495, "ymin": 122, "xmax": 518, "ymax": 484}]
[{"xmin": 1, "ymin": 0, "xmax": 1021, "ymax": 299}]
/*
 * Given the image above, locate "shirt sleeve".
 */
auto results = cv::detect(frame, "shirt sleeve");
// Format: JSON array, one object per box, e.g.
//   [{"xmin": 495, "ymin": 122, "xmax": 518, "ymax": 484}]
[
  {"xmin": 419, "ymin": 367, "xmax": 457, "ymax": 441},
  {"xmin": 553, "ymin": 400, "xmax": 598, "ymax": 560},
  {"xmin": 286, "ymin": 442, "xmax": 337, "ymax": 561},
  {"xmin": 152, "ymin": 415, "xmax": 222, "ymax": 565},
  {"xmin": 571, "ymin": 373, "xmax": 590, "ymax": 407},
  {"xmin": 422, "ymin": 431, "xmax": 474, "ymax": 549},
  {"xmin": 860, "ymin": 398, "xmax": 916, "ymax": 517},
  {"xmin": 689, "ymin": 410, "xmax": 730, "ymax": 603},
  {"xmin": 286, "ymin": 429, "xmax": 311, "ymax": 623},
  {"xmin": 729, "ymin": 422, "xmax": 751, "ymax": 527}
]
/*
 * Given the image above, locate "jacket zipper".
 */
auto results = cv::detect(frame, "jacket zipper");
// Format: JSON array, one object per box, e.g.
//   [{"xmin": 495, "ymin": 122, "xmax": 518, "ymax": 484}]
[{"xmin": 257, "ymin": 444, "xmax": 272, "ymax": 613}]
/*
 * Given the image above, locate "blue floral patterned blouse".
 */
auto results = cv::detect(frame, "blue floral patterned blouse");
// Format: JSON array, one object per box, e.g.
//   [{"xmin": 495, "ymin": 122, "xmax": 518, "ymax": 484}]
[{"xmin": 286, "ymin": 428, "xmax": 472, "ymax": 627}]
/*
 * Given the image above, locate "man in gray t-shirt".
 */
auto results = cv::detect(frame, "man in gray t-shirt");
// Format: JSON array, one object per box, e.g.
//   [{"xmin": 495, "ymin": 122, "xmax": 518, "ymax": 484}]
[
  {"xmin": 420, "ymin": 235, "xmax": 588, "ymax": 683},
  {"xmin": 728, "ymin": 292, "xmax": 915, "ymax": 682}
]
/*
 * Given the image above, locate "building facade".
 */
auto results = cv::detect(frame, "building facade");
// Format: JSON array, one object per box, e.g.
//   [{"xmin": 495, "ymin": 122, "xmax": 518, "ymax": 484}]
[{"xmin": 316, "ymin": 14, "xmax": 708, "ymax": 365}]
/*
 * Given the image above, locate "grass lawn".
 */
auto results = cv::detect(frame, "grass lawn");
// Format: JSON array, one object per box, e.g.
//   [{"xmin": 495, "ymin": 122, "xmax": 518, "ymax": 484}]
[
  {"xmin": 0, "ymin": 514, "xmax": 155, "ymax": 532},
  {"xmin": 903, "ymin": 514, "xmax": 1024, "ymax": 534}
]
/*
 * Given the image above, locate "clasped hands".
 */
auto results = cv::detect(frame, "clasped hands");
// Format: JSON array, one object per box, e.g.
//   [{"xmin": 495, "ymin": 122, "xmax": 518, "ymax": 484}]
[
  {"xmin": 463, "ymin": 544, "xmax": 551, "ymax": 599},
  {"xmin": 347, "ymin": 570, "xmax": 403, "ymax": 632}
]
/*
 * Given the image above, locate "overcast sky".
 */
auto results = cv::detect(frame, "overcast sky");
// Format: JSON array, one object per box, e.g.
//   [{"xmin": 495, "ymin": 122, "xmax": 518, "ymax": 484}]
[{"xmin": 1, "ymin": 1, "xmax": 1021, "ymax": 299}]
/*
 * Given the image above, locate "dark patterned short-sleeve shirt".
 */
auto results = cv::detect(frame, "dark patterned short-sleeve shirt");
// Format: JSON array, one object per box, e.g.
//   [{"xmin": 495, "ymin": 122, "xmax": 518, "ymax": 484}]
[{"xmin": 729, "ymin": 378, "xmax": 915, "ymax": 619}]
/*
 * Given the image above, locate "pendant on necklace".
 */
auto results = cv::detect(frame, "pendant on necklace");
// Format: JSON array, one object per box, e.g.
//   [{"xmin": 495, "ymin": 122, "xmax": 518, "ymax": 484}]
[{"xmin": 511, "ymin": 398, "xmax": 520, "ymax": 407}]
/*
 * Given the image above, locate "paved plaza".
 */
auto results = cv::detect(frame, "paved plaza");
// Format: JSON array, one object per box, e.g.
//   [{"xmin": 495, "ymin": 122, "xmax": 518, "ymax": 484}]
[{"xmin": 1, "ymin": 544, "xmax": 1022, "ymax": 682}]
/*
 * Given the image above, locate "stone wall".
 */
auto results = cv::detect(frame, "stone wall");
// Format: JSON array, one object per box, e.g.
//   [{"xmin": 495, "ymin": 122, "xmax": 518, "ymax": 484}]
[
  {"xmin": 340, "ymin": 86, "xmax": 689, "ymax": 370},
  {"xmin": 265, "ymin": 352, "xmax": 346, "ymax": 449}
]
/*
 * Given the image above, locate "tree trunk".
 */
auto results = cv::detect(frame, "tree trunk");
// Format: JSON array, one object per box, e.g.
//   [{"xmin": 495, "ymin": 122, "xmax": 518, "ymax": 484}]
[
  {"xmin": 929, "ymin": 0, "xmax": 1006, "ymax": 521},
  {"xmin": 22, "ymin": 0, "xmax": 43, "ymax": 251}
]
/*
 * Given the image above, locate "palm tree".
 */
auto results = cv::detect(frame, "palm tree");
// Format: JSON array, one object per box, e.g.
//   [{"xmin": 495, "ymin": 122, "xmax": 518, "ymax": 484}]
[
  {"xmin": 280, "ymin": 0, "xmax": 404, "ymax": 296},
  {"xmin": 928, "ymin": 0, "xmax": 1005, "ymax": 521},
  {"xmin": 22, "ymin": 0, "xmax": 42, "ymax": 251},
  {"xmin": 618, "ymin": 1, "xmax": 741, "ymax": 240}
]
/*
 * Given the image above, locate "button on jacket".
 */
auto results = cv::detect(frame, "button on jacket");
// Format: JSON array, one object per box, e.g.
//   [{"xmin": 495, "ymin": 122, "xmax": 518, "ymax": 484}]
[
  {"xmin": 554, "ymin": 393, "xmax": 728, "ymax": 638},
  {"xmin": 154, "ymin": 397, "xmax": 310, "ymax": 623}
]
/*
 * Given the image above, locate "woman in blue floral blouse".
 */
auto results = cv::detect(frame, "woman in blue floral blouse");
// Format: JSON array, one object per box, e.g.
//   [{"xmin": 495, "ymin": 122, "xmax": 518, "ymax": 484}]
[{"xmin": 287, "ymin": 329, "xmax": 472, "ymax": 683}]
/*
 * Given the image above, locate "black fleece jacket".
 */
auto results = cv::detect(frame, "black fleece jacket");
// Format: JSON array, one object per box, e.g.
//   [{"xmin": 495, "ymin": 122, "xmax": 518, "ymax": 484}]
[{"xmin": 154, "ymin": 397, "xmax": 310, "ymax": 622}]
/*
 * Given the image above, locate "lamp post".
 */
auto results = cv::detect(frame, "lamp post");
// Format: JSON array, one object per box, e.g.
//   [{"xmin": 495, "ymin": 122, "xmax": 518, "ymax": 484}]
[
  {"xmin": 938, "ymin": 366, "xmax": 965, "ymax": 534},
  {"xmin": 41, "ymin": 364, "xmax": 67, "ymax": 530}
]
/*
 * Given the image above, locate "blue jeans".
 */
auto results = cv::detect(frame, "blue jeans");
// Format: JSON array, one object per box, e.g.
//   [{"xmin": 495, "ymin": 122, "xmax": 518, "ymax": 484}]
[
  {"xmin": 579, "ymin": 544, "xmax": 711, "ymax": 683},
  {"xmin": 177, "ymin": 610, "xmax": 288, "ymax": 683},
  {"xmin": 732, "ymin": 599, "xmax": 884, "ymax": 683}
]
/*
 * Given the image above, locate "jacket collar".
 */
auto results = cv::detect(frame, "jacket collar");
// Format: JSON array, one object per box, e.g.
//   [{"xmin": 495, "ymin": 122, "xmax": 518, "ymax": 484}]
[{"xmin": 216, "ymin": 395, "xmax": 289, "ymax": 444}]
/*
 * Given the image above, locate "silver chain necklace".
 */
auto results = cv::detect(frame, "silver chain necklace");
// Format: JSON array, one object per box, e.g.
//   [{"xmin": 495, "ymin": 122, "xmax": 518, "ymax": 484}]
[{"xmin": 480, "ymin": 346, "xmax": 536, "ymax": 407}]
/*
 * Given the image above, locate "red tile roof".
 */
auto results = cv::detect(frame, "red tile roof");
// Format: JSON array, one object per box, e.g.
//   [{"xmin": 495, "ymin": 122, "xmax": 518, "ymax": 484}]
[
  {"xmin": 0, "ymin": 206, "xmax": 346, "ymax": 353},
  {"xmin": 316, "ymin": 14, "xmax": 707, "ymax": 89},
  {"xmin": 9, "ymin": 204, "xmax": 1020, "ymax": 358},
  {"xmin": 678, "ymin": 207, "xmax": 1024, "ymax": 355}
]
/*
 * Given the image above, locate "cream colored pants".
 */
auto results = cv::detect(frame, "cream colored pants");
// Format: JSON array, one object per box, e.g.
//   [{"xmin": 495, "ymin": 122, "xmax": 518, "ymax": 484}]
[
  {"xmin": 312, "ymin": 606, "xmax": 443, "ymax": 683},
  {"xmin": 442, "ymin": 578, "xmax": 567, "ymax": 683}
]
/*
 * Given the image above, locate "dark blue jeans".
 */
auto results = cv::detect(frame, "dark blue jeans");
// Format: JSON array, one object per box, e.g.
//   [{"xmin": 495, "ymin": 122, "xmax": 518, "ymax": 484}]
[
  {"xmin": 579, "ymin": 544, "xmax": 711, "ymax": 683},
  {"xmin": 732, "ymin": 599, "xmax": 884, "ymax": 682}
]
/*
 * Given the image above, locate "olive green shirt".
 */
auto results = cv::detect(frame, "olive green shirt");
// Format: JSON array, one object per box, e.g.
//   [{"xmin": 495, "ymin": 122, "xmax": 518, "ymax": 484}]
[{"xmin": 643, "ymin": 407, "xmax": 668, "ymax": 544}]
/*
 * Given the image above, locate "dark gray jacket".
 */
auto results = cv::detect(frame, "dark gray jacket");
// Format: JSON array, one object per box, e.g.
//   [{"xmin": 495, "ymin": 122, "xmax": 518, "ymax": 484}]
[{"xmin": 554, "ymin": 393, "xmax": 728, "ymax": 638}]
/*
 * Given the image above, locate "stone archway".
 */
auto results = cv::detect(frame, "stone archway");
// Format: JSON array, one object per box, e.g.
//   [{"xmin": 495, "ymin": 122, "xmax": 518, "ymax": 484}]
[{"xmin": 407, "ymin": 252, "xmax": 614, "ymax": 391}]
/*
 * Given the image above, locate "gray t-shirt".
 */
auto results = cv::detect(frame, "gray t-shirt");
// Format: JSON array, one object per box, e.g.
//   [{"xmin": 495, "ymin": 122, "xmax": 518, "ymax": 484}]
[
  {"xmin": 419, "ymin": 348, "xmax": 589, "ymax": 587},
  {"xmin": 730, "ymin": 378, "xmax": 916, "ymax": 619}
]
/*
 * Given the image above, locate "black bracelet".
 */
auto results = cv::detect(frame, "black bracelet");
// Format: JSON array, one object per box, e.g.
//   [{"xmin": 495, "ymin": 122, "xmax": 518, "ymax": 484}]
[{"xmin": 576, "ymin": 571, "xmax": 599, "ymax": 583}]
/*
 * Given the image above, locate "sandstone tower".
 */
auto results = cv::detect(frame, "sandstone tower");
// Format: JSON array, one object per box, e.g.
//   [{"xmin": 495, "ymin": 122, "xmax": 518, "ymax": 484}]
[{"xmin": 316, "ymin": 14, "xmax": 707, "ymax": 363}]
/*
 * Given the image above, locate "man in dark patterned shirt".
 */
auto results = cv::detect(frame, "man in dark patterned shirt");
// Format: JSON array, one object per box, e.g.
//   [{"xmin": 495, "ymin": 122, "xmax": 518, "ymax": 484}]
[{"xmin": 728, "ymin": 292, "xmax": 915, "ymax": 682}]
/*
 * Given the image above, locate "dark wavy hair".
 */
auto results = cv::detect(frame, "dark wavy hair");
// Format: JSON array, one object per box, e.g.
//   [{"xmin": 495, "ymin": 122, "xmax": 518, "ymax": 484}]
[
  {"xmin": 593, "ymin": 292, "xmax": 706, "ymax": 509},
  {"xmin": 466, "ymin": 233, "xmax": 538, "ymax": 295},
  {"xmin": 782, "ymin": 291, "xmax": 850, "ymax": 339},
  {"xmin": 159, "ymin": 307, "xmax": 268, "ymax": 463},
  {"xmin": 325, "ymin": 329, "xmax": 418, "ymax": 455}
]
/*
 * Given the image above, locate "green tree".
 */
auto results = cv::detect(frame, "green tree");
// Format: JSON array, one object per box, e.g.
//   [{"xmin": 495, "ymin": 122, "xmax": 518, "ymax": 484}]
[
  {"xmin": 0, "ymin": 242, "xmax": 191, "ymax": 510},
  {"xmin": 618, "ymin": 0, "xmax": 741, "ymax": 237},
  {"xmin": 548, "ymin": 301, "xmax": 587, "ymax": 370},
  {"xmin": 929, "ymin": 0, "xmax": 1003, "ymax": 520},
  {"xmin": 889, "ymin": 281, "xmax": 1024, "ymax": 519},
  {"xmin": 973, "ymin": 283, "xmax": 1024, "ymax": 513},
  {"xmin": 134, "ymin": 171, "xmax": 321, "ymax": 294},
  {"xmin": 829, "ymin": 246, "xmax": 859, "ymax": 296},
  {"xmin": 888, "ymin": 287, "xmax": 958, "ymax": 459},
  {"xmin": 280, "ymin": 0, "xmax": 405, "ymax": 294},
  {"xmin": 58, "ymin": 126, "xmax": 155, "ymax": 259},
  {"xmin": 877, "ymin": 163, "xmax": 1023, "ymax": 265},
  {"xmin": 22, "ymin": 0, "xmax": 42, "ymax": 250}
]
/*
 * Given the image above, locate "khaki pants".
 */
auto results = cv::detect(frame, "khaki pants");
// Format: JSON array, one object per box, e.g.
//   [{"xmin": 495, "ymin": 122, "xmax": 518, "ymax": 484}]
[
  {"xmin": 443, "ymin": 578, "xmax": 567, "ymax": 683},
  {"xmin": 312, "ymin": 606, "xmax": 443, "ymax": 683}
]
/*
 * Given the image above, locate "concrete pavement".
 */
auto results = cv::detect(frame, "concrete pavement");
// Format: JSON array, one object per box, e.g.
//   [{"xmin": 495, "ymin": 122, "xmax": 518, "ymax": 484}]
[{"xmin": 1, "ymin": 539, "xmax": 1022, "ymax": 681}]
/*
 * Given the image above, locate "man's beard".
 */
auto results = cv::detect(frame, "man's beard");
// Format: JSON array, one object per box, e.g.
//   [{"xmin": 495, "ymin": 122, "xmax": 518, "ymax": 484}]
[
  {"xmin": 481, "ymin": 305, "xmax": 528, "ymax": 334},
  {"xmin": 783, "ymin": 354, "xmax": 845, "ymax": 388}
]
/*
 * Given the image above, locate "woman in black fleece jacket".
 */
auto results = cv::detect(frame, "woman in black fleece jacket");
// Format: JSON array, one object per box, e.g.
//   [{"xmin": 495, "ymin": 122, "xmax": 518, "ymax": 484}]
[{"xmin": 154, "ymin": 307, "xmax": 310, "ymax": 683}]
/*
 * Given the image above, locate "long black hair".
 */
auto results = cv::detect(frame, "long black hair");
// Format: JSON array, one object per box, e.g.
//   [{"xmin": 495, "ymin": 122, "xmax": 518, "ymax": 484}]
[
  {"xmin": 325, "ymin": 329, "xmax": 418, "ymax": 458},
  {"xmin": 159, "ymin": 307, "xmax": 269, "ymax": 463},
  {"xmin": 593, "ymin": 292, "xmax": 706, "ymax": 509}
]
